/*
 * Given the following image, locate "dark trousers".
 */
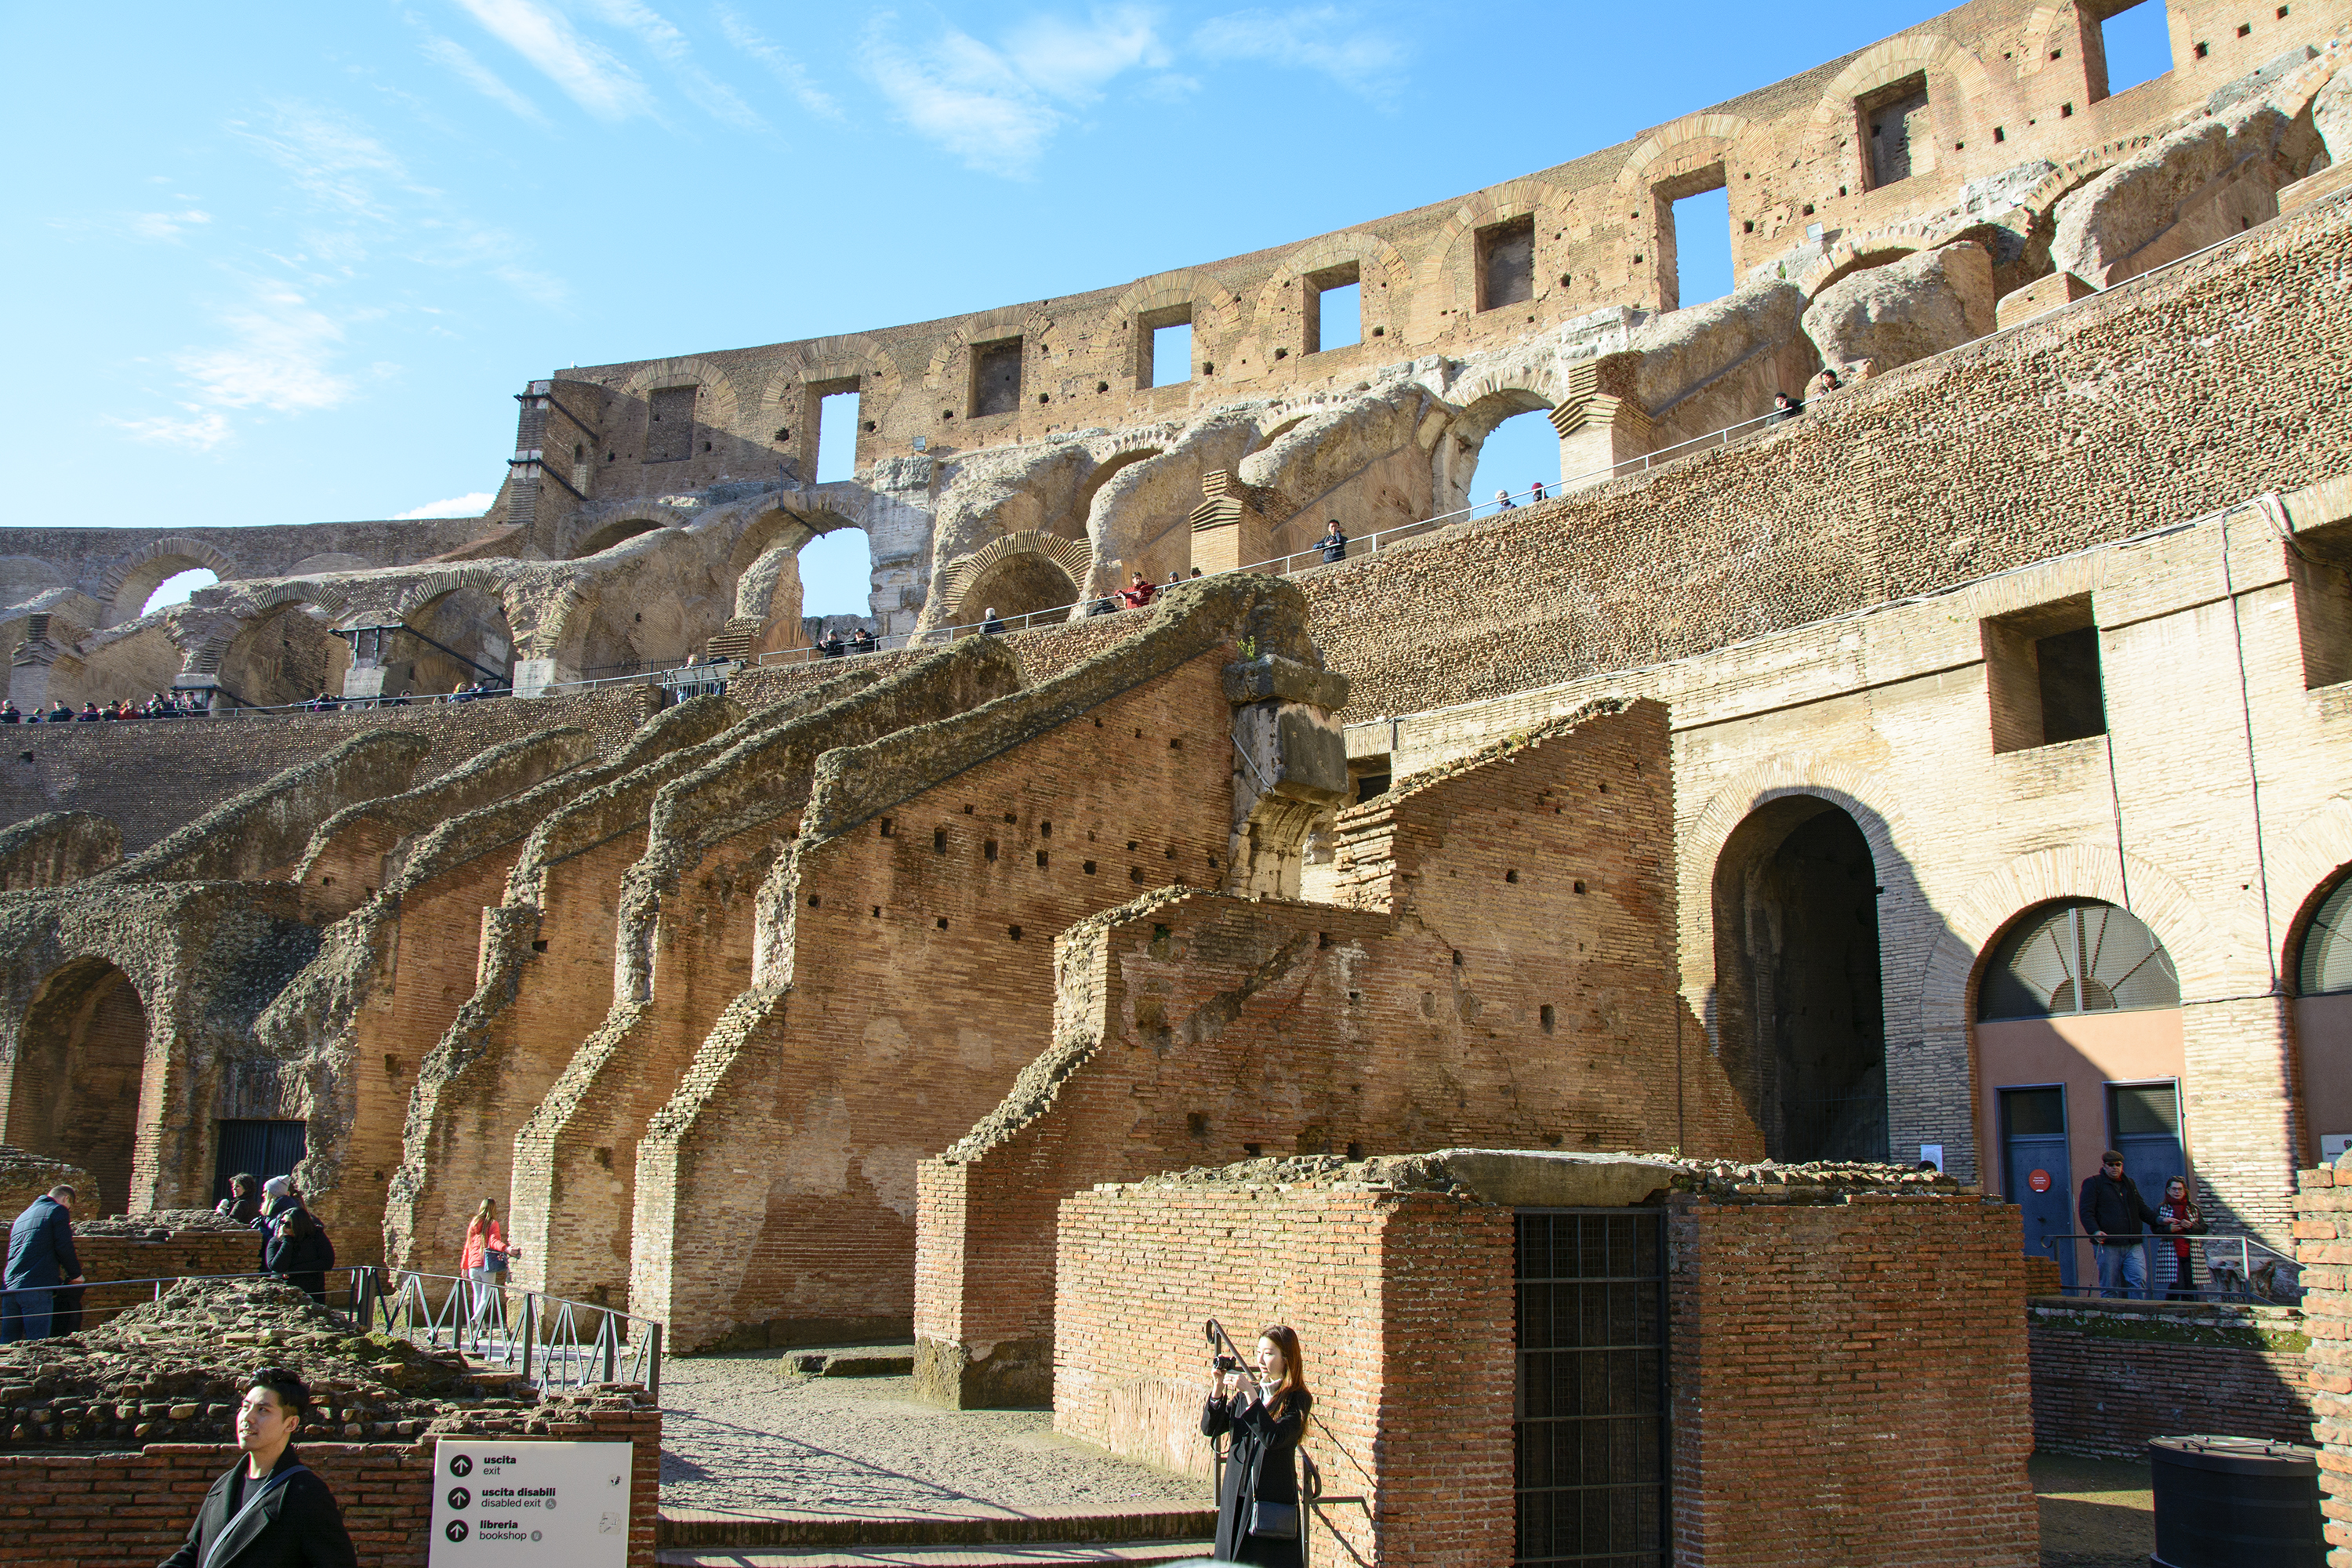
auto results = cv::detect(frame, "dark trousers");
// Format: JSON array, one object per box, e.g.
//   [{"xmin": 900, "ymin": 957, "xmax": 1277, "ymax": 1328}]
[{"xmin": 0, "ymin": 1286, "xmax": 55, "ymax": 1341}]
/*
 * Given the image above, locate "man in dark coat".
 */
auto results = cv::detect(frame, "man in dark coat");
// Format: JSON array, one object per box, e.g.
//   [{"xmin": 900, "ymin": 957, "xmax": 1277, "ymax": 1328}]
[
  {"xmin": 158, "ymin": 1367, "xmax": 357, "ymax": 1568},
  {"xmin": 2078, "ymin": 1149, "xmax": 2161, "ymax": 1298},
  {"xmin": 2, "ymin": 1184, "xmax": 84, "ymax": 1341}
]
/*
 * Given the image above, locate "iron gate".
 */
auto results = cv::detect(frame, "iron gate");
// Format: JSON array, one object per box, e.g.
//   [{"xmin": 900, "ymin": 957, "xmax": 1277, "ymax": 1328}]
[{"xmin": 1515, "ymin": 1208, "xmax": 1669, "ymax": 1566}]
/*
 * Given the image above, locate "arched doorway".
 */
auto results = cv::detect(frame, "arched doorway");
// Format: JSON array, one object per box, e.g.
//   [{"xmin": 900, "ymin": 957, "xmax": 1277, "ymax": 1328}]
[
  {"xmin": 1973, "ymin": 898, "xmax": 2183, "ymax": 1276},
  {"xmin": 1711, "ymin": 797, "xmax": 1889, "ymax": 1162},
  {"xmin": 7, "ymin": 959, "xmax": 147, "ymax": 1214},
  {"xmin": 219, "ymin": 604, "xmax": 352, "ymax": 709},
  {"xmin": 2292, "ymin": 868, "xmax": 2352, "ymax": 1163},
  {"xmin": 404, "ymin": 586, "xmax": 515, "ymax": 695},
  {"xmin": 959, "ymin": 550, "xmax": 1077, "ymax": 627}
]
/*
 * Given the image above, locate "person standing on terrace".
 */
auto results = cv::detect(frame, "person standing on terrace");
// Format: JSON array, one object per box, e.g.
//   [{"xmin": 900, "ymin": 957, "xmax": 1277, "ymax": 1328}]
[{"xmin": 1319, "ymin": 520, "xmax": 1348, "ymax": 564}]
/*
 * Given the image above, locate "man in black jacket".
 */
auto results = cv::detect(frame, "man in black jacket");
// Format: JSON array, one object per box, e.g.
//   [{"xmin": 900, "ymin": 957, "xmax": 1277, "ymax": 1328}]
[
  {"xmin": 2078, "ymin": 1150, "xmax": 2161, "ymax": 1298},
  {"xmin": 159, "ymin": 1368, "xmax": 356, "ymax": 1568},
  {"xmin": 2, "ymin": 1184, "xmax": 84, "ymax": 1341}
]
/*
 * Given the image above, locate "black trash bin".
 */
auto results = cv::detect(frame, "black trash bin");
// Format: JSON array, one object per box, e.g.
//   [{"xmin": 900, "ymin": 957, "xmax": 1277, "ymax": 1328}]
[{"xmin": 2148, "ymin": 1434, "xmax": 2324, "ymax": 1567}]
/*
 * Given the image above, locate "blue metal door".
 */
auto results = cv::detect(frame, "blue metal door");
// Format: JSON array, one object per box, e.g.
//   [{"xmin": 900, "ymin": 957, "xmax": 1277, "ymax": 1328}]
[
  {"xmin": 212, "ymin": 1120, "xmax": 307, "ymax": 1203},
  {"xmin": 2001, "ymin": 1086, "xmax": 2075, "ymax": 1290}
]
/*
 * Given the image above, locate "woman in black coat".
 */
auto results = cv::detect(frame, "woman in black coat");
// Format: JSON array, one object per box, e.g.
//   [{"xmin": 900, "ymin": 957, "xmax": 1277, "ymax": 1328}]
[
  {"xmin": 263, "ymin": 1209, "xmax": 336, "ymax": 1305},
  {"xmin": 1200, "ymin": 1324, "xmax": 1311, "ymax": 1566}
]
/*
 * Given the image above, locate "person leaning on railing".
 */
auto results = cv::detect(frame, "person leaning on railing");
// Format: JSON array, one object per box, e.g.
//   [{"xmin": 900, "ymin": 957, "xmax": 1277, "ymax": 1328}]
[
  {"xmin": 2078, "ymin": 1151, "xmax": 2162, "ymax": 1298},
  {"xmin": 1319, "ymin": 520, "xmax": 1347, "ymax": 564}
]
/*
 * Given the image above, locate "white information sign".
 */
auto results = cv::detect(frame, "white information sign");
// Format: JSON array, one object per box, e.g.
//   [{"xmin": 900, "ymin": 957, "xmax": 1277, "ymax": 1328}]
[{"xmin": 426, "ymin": 1439, "xmax": 632, "ymax": 1566}]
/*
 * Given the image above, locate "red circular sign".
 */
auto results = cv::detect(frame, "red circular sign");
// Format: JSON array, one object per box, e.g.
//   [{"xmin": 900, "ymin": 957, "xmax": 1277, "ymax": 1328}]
[{"xmin": 2028, "ymin": 1169, "xmax": 2053, "ymax": 1193}]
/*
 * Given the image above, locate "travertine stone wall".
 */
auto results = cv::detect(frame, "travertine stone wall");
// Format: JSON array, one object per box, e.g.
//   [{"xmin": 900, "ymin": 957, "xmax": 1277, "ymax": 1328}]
[{"xmin": 915, "ymin": 701, "xmax": 1762, "ymax": 1405}]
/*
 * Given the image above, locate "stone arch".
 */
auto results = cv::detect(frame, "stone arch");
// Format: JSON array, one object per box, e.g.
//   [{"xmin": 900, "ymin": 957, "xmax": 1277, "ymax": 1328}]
[
  {"xmin": 98, "ymin": 536, "xmax": 240, "ymax": 626},
  {"xmin": 1111, "ymin": 270, "xmax": 1246, "ymax": 343},
  {"xmin": 757, "ymin": 334, "xmax": 898, "ymax": 422},
  {"xmin": 572, "ymin": 517, "xmax": 678, "ymax": 560},
  {"xmin": 922, "ymin": 304, "xmax": 1061, "ymax": 399},
  {"xmin": 216, "ymin": 602, "xmax": 353, "ymax": 708},
  {"xmin": 1247, "ymin": 230, "xmax": 1410, "ymax": 350},
  {"xmin": 238, "ymin": 580, "xmax": 351, "ymax": 621},
  {"xmin": 1068, "ymin": 448, "xmax": 1163, "ymax": 542},
  {"xmin": 932, "ymin": 532, "xmax": 1093, "ymax": 622},
  {"xmin": 1918, "ymin": 845, "xmax": 2237, "ymax": 1034},
  {"xmin": 1793, "ymin": 230, "xmax": 1941, "ymax": 297},
  {"xmin": 394, "ymin": 581, "xmax": 517, "ymax": 693},
  {"xmin": 8, "ymin": 956, "xmax": 149, "ymax": 1215},
  {"xmin": 1428, "ymin": 381, "xmax": 1569, "ymax": 518},
  {"xmin": 2268, "ymin": 796, "xmax": 2352, "ymax": 985},
  {"xmin": 619, "ymin": 358, "xmax": 744, "ymax": 440},
  {"xmin": 1613, "ymin": 111, "xmax": 1757, "ymax": 194},
  {"xmin": 1408, "ymin": 176, "xmax": 1570, "ymax": 337},
  {"xmin": 1808, "ymin": 32, "xmax": 1994, "ymax": 131}
]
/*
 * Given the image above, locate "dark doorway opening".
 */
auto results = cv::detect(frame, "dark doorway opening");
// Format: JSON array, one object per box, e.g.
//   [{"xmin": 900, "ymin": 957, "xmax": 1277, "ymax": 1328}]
[
  {"xmin": 2000, "ymin": 1085, "xmax": 2077, "ymax": 1289},
  {"xmin": 9, "ymin": 959, "xmax": 147, "ymax": 1215},
  {"xmin": 1713, "ymin": 798, "xmax": 1890, "ymax": 1161},
  {"xmin": 212, "ymin": 1120, "xmax": 308, "ymax": 1206},
  {"xmin": 1515, "ymin": 1208, "xmax": 1668, "ymax": 1567}
]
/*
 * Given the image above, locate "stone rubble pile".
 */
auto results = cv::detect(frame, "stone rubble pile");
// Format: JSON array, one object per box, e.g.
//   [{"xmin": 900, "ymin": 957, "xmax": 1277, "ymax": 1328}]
[
  {"xmin": 0, "ymin": 1277, "xmax": 533, "ymax": 1448},
  {"xmin": 1141, "ymin": 1149, "xmax": 1967, "ymax": 1203}
]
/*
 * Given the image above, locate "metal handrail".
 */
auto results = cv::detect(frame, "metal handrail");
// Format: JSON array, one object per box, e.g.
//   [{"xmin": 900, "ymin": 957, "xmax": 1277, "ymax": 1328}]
[
  {"xmin": 363, "ymin": 1268, "xmax": 662, "ymax": 1402},
  {"xmin": 2039, "ymin": 1230, "xmax": 2299, "ymax": 1303}
]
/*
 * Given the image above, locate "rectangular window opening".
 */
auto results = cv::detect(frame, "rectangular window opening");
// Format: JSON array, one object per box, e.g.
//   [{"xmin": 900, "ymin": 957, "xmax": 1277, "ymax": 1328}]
[
  {"xmin": 815, "ymin": 382, "xmax": 861, "ymax": 485},
  {"xmin": 1857, "ymin": 72, "xmax": 1932, "ymax": 190},
  {"xmin": 2290, "ymin": 520, "xmax": 2352, "ymax": 689},
  {"xmin": 1981, "ymin": 595, "xmax": 2108, "ymax": 753},
  {"xmin": 1138, "ymin": 305, "xmax": 1193, "ymax": 389},
  {"xmin": 1660, "ymin": 169, "xmax": 1733, "ymax": 311},
  {"xmin": 1475, "ymin": 216, "xmax": 1534, "ymax": 312},
  {"xmin": 643, "ymin": 385, "xmax": 697, "ymax": 463},
  {"xmin": 1304, "ymin": 263, "xmax": 1361, "ymax": 354},
  {"xmin": 971, "ymin": 338, "xmax": 1023, "ymax": 418}
]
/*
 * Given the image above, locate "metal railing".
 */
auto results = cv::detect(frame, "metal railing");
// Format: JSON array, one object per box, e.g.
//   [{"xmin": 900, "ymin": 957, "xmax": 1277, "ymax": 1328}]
[
  {"xmin": 361, "ymin": 1269, "xmax": 662, "ymax": 1401},
  {"xmin": 2040, "ymin": 1232, "xmax": 2301, "ymax": 1304},
  {"xmin": 0, "ymin": 1266, "xmax": 659, "ymax": 1399}
]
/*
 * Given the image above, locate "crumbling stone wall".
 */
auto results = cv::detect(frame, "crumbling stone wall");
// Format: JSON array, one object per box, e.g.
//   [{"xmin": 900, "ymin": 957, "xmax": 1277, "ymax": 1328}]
[
  {"xmin": 0, "ymin": 812, "xmax": 118, "ymax": 890},
  {"xmin": 916, "ymin": 701, "xmax": 1763, "ymax": 1405},
  {"xmin": 626, "ymin": 576, "xmax": 1336, "ymax": 1348}
]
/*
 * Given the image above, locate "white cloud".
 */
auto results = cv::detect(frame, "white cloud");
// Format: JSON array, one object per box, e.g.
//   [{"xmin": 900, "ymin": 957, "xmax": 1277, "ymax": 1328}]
[
  {"xmin": 397, "ymin": 492, "xmax": 496, "ymax": 518},
  {"xmin": 127, "ymin": 210, "xmax": 212, "ymax": 241},
  {"xmin": 173, "ymin": 285, "xmax": 358, "ymax": 414},
  {"xmin": 451, "ymin": 0, "xmax": 655, "ymax": 121},
  {"xmin": 230, "ymin": 103, "xmax": 416, "ymax": 223},
  {"xmin": 1192, "ymin": 6, "xmax": 1406, "ymax": 95},
  {"xmin": 858, "ymin": 9, "xmax": 1173, "ymax": 176},
  {"xmin": 420, "ymin": 34, "xmax": 552, "ymax": 125},
  {"xmin": 1004, "ymin": 7, "xmax": 1167, "ymax": 101},
  {"xmin": 716, "ymin": 6, "xmax": 841, "ymax": 119},
  {"xmin": 107, "ymin": 408, "xmax": 234, "ymax": 452}
]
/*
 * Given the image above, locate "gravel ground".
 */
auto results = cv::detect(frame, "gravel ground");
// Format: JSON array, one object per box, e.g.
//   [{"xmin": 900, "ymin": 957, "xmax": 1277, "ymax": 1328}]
[
  {"xmin": 659, "ymin": 1352, "xmax": 1211, "ymax": 1522},
  {"xmin": 2033, "ymin": 1454, "xmax": 2154, "ymax": 1568}
]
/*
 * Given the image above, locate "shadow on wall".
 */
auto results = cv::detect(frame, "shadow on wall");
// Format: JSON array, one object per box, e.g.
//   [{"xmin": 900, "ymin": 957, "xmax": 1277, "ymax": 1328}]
[{"xmin": 7, "ymin": 957, "xmax": 145, "ymax": 1217}]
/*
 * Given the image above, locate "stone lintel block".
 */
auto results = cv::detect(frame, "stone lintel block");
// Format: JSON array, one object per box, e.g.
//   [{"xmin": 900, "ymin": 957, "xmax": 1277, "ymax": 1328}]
[{"xmin": 1223, "ymin": 654, "xmax": 1350, "ymax": 711}]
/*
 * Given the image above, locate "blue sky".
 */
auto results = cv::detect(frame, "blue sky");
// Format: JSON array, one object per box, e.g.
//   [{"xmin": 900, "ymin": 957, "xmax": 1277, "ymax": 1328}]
[{"xmin": 5, "ymin": 0, "xmax": 1973, "ymax": 611}]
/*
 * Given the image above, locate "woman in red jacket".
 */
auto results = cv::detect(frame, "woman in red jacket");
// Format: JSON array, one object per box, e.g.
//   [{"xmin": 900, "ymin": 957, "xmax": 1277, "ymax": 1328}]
[{"xmin": 460, "ymin": 1198, "xmax": 520, "ymax": 1330}]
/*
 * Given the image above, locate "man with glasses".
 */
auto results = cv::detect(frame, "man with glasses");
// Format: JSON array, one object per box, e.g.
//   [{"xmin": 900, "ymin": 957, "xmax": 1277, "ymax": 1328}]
[
  {"xmin": 2078, "ymin": 1150, "xmax": 2162, "ymax": 1299},
  {"xmin": 158, "ymin": 1367, "xmax": 355, "ymax": 1566}
]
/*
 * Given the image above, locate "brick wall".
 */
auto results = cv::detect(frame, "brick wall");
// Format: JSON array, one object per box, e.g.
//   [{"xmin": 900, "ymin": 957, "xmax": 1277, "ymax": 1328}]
[
  {"xmin": 0, "ymin": 1392, "xmax": 658, "ymax": 1568},
  {"xmin": 1054, "ymin": 1178, "xmax": 1515, "ymax": 1568},
  {"xmin": 2027, "ymin": 1299, "xmax": 2314, "ymax": 1458},
  {"xmin": 1668, "ymin": 1192, "xmax": 2038, "ymax": 1567},
  {"xmin": 916, "ymin": 701, "xmax": 1764, "ymax": 1403},
  {"xmin": 2293, "ymin": 1157, "xmax": 2352, "ymax": 1561},
  {"xmin": 0, "ymin": 686, "xmax": 657, "ymax": 851}
]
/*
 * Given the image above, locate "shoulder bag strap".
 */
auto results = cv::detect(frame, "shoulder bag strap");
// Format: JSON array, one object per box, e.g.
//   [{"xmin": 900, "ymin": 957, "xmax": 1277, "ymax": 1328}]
[{"xmin": 199, "ymin": 1464, "xmax": 311, "ymax": 1568}]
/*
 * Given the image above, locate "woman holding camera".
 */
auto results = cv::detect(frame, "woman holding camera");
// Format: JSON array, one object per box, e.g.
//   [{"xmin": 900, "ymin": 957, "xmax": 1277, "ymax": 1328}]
[{"xmin": 1200, "ymin": 1325, "xmax": 1312, "ymax": 1566}]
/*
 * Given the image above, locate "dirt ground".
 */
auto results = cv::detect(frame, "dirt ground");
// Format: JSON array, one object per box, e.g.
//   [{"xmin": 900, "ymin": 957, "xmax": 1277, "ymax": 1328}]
[{"xmin": 2034, "ymin": 1453, "xmax": 2154, "ymax": 1568}]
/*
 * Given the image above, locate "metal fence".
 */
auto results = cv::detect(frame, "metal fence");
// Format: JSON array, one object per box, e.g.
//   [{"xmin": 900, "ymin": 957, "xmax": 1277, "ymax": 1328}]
[
  {"xmin": 2040, "ymin": 1232, "xmax": 2300, "ymax": 1305},
  {"xmin": 2, "ymin": 1267, "xmax": 661, "ymax": 1400}
]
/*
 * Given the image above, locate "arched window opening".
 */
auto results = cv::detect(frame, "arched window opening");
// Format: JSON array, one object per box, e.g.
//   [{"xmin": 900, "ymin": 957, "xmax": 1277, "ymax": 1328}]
[
  {"xmin": 1467, "ymin": 409, "xmax": 1562, "ymax": 516},
  {"xmin": 141, "ymin": 568, "xmax": 218, "ymax": 616},
  {"xmin": 9, "ymin": 960, "xmax": 147, "ymax": 1215},
  {"xmin": 1979, "ymin": 900, "xmax": 2179, "ymax": 1020},
  {"xmin": 2299, "ymin": 874, "xmax": 2352, "ymax": 997}
]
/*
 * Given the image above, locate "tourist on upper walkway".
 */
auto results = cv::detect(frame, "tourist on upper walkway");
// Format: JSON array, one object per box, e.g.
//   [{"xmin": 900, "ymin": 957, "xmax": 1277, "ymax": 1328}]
[
  {"xmin": 44, "ymin": 701, "xmax": 71, "ymax": 722},
  {"xmin": 2157, "ymin": 1177, "xmax": 2208, "ymax": 1300},
  {"xmin": 158, "ymin": 1367, "xmax": 358, "ymax": 1568},
  {"xmin": 1493, "ymin": 489, "xmax": 1515, "ymax": 513},
  {"xmin": 981, "ymin": 608, "xmax": 1009, "ymax": 636},
  {"xmin": 461, "ymin": 1196, "xmax": 516, "ymax": 1327},
  {"xmin": 1119, "ymin": 573, "xmax": 1156, "ymax": 611},
  {"xmin": 1811, "ymin": 367, "xmax": 1843, "ymax": 399},
  {"xmin": 2079, "ymin": 1151, "xmax": 2161, "ymax": 1299},
  {"xmin": 1766, "ymin": 391, "xmax": 1803, "ymax": 426},
  {"xmin": 263, "ymin": 1207, "xmax": 335, "ymax": 1305},
  {"xmin": 853, "ymin": 628, "xmax": 880, "ymax": 654},
  {"xmin": 1, "ymin": 1185, "xmax": 83, "ymax": 1341},
  {"xmin": 1201, "ymin": 1325, "xmax": 1312, "ymax": 1566},
  {"xmin": 819, "ymin": 630, "xmax": 847, "ymax": 659},
  {"xmin": 216, "ymin": 1173, "xmax": 263, "ymax": 1225},
  {"xmin": 1191, "ymin": 566, "xmax": 1203, "ymax": 579},
  {"xmin": 1529, "ymin": 479, "xmax": 1548, "ymax": 503},
  {"xmin": 0, "ymin": 702, "xmax": 16, "ymax": 724},
  {"xmin": 76, "ymin": 702, "xmax": 100, "ymax": 721},
  {"xmin": 1319, "ymin": 521, "xmax": 1348, "ymax": 564},
  {"xmin": 1087, "ymin": 594, "xmax": 1119, "ymax": 616}
]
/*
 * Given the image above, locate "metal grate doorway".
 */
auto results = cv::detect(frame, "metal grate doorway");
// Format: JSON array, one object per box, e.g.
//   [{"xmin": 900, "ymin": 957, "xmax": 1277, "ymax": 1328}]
[{"xmin": 1515, "ymin": 1208, "xmax": 1669, "ymax": 1566}]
